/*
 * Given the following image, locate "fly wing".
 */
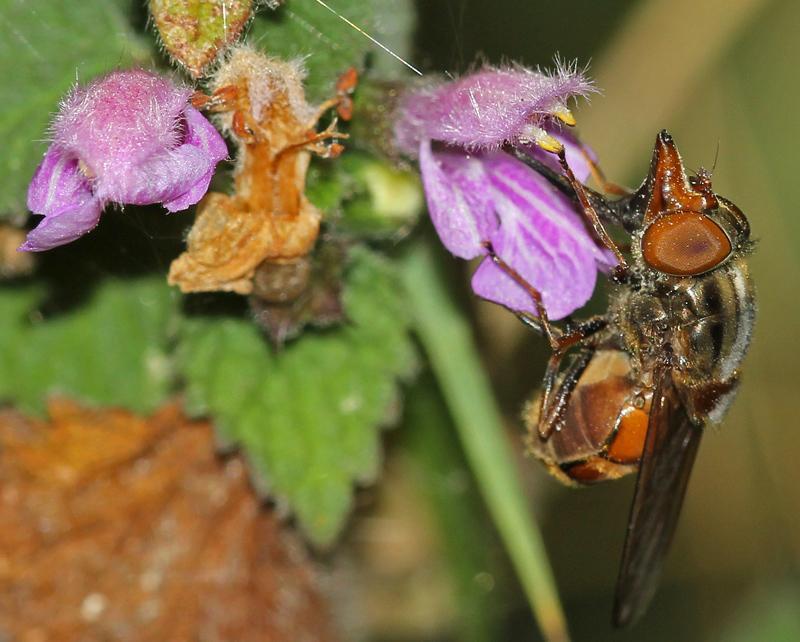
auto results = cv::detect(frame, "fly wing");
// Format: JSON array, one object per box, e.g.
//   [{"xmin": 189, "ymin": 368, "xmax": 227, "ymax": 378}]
[{"xmin": 612, "ymin": 367, "xmax": 703, "ymax": 627}]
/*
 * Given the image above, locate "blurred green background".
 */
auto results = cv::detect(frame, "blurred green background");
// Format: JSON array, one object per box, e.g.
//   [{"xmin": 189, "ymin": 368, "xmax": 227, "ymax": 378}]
[{"xmin": 367, "ymin": 0, "xmax": 799, "ymax": 640}]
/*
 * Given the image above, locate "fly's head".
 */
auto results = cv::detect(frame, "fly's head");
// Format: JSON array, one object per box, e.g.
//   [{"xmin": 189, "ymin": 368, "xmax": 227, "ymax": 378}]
[{"xmin": 629, "ymin": 131, "xmax": 751, "ymax": 283}]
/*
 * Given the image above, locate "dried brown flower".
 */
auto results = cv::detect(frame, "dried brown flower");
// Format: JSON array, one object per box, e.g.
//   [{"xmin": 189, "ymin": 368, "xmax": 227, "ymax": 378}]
[{"xmin": 168, "ymin": 47, "xmax": 353, "ymax": 296}]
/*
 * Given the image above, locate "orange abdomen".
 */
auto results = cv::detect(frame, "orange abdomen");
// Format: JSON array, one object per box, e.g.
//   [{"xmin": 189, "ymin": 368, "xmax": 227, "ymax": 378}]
[{"xmin": 525, "ymin": 350, "xmax": 651, "ymax": 485}]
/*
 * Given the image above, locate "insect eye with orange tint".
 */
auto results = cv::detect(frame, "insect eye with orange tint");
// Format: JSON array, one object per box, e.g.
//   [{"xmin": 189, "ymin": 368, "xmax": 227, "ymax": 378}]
[{"xmin": 641, "ymin": 211, "xmax": 732, "ymax": 276}]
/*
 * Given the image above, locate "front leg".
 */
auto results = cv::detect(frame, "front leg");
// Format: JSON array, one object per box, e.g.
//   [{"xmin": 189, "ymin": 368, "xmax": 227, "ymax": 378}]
[
  {"xmin": 533, "ymin": 315, "xmax": 607, "ymax": 439},
  {"xmin": 484, "ymin": 240, "xmax": 607, "ymax": 355},
  {"xmin": 581, "ymin": 148, "xmax": 631, "ymax": 197},
  {"xmin": 536, "ymin": 347, "xmax": 596, "ymax": 440},
  {"xmin": 482, "ymin": 241, "xmax": 560, "ymax": 349},
  {"xmin": 556, "ymin": 148, "xmax": 630, "ymax": 271}
]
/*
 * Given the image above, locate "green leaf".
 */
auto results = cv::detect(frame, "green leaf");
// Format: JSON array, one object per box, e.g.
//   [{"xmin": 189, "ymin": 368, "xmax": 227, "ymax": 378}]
[
  {"xmin": 250, "ymin": 0, "xmax": 416, "ymax": 100},
  {"xmin": 150, "ymin": 0, "xmax": 253, "ymax": 78},
  {"xmin": 0, "ymin": 278, "xmax": 177, "ymax": 415},
  {"xmin": 0, "ymin": 0, "xmax": 151, "ymax": 218},
  {"xmin": 177, "ymin": 247, "xmax": 416, "ymax": 546}
]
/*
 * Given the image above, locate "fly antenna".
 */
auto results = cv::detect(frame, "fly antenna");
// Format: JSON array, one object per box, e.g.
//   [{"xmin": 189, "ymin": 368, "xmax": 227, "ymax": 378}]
[
  {"xmin": 711, "ymin": 140, "xmax": 720, "ymax": 176},
  {"xmin": 309, "ymin": 0, "xmax": 423, "ymax": 76}
]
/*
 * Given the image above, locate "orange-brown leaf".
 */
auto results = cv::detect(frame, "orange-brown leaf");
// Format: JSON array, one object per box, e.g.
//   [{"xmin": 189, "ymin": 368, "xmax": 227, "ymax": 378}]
[{"xmin": 0, "ymin": 400, "xmax": 337, "ymax": 642}]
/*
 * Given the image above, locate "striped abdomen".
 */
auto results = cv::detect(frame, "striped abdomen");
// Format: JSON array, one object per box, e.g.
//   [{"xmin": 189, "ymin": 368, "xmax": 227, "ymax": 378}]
[{"xmin": 669, "ymin": 256, "xmax": 755, "ymax": 422}]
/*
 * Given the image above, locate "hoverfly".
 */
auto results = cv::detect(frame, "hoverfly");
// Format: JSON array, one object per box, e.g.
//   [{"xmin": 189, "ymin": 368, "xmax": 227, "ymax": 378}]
[{"xmin": 487, "ymin": 131, "xmax": 755, "ymax": 626}]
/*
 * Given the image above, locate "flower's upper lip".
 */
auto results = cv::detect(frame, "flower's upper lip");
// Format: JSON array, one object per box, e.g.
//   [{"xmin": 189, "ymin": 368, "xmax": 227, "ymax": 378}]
[
  {"xmin": 394, "ymin": 64, "xmax": 595, "ymax": 156},
  {"xmin": 53, "ymin": 70, "xmax": 192, "ymax": 171}
]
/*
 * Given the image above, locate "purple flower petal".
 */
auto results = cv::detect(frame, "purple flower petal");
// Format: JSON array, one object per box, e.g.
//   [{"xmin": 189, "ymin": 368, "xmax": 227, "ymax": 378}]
[
  {"xmin": 54, "ymin": 70, "xmax": 192, "ymax": 179},
  {"xmin": 394, "ymin": 63, "xmax": 613, "ymax": 320},
  {"xmin": 395, "ymin": 64, "xmax": 594, "ymax": 155},
  {"xmin": 418, "ymin": 140, "xmax": 498, "ymax": 259},
  {"xmin": 469, "ymin": 153, "xmax": 613, "ymax": 319},
  {"xmin": 162, "ymin": 106, "xmax": 229, "ymax": 211},
  {"xmin": 19, "ymin": 198, "xmax": 103, "ymax": 252},
  {"xmin": 27, "ymin": 147, "xmax": 93, "ymax": 217},
  {"xmin": 22, "ymin": 147, "xmax": 104, "ymax": 251},
  {"xmin": 92, "ymin": 145, "xmax": 206, "ymax": 206},
  {"xmin": 95, "ymin": 106, "xmax": 228, "ymax": 209},
  {"xmin": 25, "ymin": 70, "xmax": 228, "ymax": 251},
  {"xmin": 162, "ymin": 167, "xmax": 215, "ymax": 212}
]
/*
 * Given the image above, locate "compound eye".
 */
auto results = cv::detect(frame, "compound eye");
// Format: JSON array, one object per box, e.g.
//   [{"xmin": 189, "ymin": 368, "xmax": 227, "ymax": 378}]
[{"xmin": 642, "ymin": 211, "xmax": 732, "ymax": 276}]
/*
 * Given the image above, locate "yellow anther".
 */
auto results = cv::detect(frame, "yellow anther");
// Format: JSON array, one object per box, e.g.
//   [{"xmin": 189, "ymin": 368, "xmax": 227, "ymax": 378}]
[
  {"xmin": 535, "ymin": 132, "xmax": 564, "ymax": 154},
  {"xmin": 553, "ymin": 106, "xmax": 576, "ymax": 127}
]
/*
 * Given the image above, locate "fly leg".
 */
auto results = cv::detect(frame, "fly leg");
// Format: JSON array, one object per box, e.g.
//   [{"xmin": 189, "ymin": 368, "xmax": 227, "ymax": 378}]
[
  {"xmin": 557, "ymin": 149, "xmax": 630, "ymax": 274},
  {"xmin": 581, "ymin": 149, "xmax": 632, "ymax": 197},
  {"xmin": 533, "ymin": 317, "xmax": 606, "ymax": 439},
  {"xmin": 482, "ymin": 242, "xmax": 561, "ymax": 350},
  {"xmin": 580, "ymin": 151, "xmax": 633, "ymax": 252},
  {"xmin": 535, "ymin": 347, "xmax": 597, "ymax": 440},
  {"xmin": 482, "ymin": 241, "xmax": 608, "ymax": 439},
  {"xmin": 483, "ymin": 241, "xmax": 607, "ymax": 351}
]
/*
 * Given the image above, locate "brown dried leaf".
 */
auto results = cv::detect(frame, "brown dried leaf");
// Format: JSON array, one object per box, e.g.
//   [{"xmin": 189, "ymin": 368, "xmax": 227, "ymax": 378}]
[
  {"xmin": 0, "ymin": 399, "xmax": 337, "ymax": 642},
  {"xmin": 149, "ymin": 0, "xmax": 253, "ymax": 78}
]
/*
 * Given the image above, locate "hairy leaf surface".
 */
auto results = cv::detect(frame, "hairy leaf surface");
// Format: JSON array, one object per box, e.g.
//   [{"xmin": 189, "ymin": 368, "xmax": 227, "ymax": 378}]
[
  {"xmin": 0, "ymin": 278, "xmax": 175, "ymax": 414},
  {"xmin": 178, "ymin": 247, "xmax": 416, "ymax": 545}
]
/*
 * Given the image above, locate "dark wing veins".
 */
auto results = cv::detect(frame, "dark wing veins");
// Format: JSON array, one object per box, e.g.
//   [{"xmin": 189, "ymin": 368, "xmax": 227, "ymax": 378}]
[{"xmin": 612, "ymin": 365, "xmax": 703, "ymax": 627}]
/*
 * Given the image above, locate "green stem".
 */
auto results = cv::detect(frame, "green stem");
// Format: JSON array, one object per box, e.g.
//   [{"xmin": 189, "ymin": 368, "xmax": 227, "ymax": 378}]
[{"xmin": 400, "ymin": 240, "xmax": 570, "ymax": 642}]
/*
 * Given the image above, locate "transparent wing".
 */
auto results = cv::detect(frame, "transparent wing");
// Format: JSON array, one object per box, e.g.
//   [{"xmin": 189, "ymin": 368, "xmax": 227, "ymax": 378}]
[{"xmin": 612, "ymin": 367, "xmax": 703, "ymax": 627}]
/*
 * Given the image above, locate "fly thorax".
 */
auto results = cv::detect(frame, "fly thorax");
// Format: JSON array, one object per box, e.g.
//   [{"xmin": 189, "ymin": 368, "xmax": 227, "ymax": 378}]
[{"xmin": 612, "ymin": 287, "xmax": 670, "ymax": 367}]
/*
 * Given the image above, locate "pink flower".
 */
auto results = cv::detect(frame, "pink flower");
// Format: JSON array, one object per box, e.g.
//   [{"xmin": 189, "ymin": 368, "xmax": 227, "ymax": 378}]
[
  {"xmin": 22, "ymin": 70, "xmax": 228, "ymax": 252},
  {"xmin": 394, "ymin": 64, "xmax": 614, "ymax": 319}
]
